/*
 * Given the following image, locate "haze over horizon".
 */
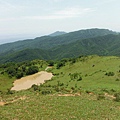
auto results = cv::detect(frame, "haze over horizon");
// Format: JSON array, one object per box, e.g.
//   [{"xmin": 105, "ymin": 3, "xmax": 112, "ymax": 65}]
[{"xmin": 0, "ymin": 0, "xmax": 120, "ymax": 44}]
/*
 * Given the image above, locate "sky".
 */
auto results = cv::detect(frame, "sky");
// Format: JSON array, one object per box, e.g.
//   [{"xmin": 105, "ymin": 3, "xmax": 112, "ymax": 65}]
[{"xmin": 0, "ymin": 0, "xmax": 120, "ymax": 44}]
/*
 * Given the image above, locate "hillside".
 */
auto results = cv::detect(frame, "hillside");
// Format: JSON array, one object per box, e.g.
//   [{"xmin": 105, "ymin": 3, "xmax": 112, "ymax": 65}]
[
  {"xmin": 0, "ymin": 28, "xmax": 116, "ymax": 53},
  {"xmin": 1, "ymin": 55, "xmax": 120, "ymax": 119},
  {"xmin": 0, "ymin": 34, "xmax": 120, "ymax": 63},
  {"xmin": 49, "ymin": 34, "xmax": 120, "ymax": 59},
  {"xmin": 0, "ymin": 28, "xmax": 119, "ymax": 63}
]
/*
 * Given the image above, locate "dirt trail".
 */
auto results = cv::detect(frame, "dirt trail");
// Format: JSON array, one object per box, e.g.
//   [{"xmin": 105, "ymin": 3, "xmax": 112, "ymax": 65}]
[
  {"xmin": 11, "ymin": 71, "xmax": 53, "ymax": 91},
  {"xmin": 0, "ymin": 96, "xmax": 27, "ymax": 106}
]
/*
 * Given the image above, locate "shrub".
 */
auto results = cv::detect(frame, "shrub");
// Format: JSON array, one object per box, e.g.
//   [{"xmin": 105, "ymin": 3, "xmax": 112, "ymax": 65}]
[
  {"xmin": 31, "ymin": 84, "xmax": 39, "ymax": 91},
  {"xmin": 41, "ymin": 90, "xmax": 51, "ymax": 95},
  {"xmin": 7, "ymin": 89, "xmax": 15, "ymax": 94},
  {"xmin": 105, "ymin": 72, "xmax": 115, "ymax": 76},
  {"xmin": 77, "ymin": 77, "xmax": 82, "ymax": 81},
  {"xmin": 116, "ymin": 78, "xmax": 120, "ymax": 81},
  {"xmin": 114, "ymin": 93, "xmax": 120, "ymax": 102},
  {"xmin": 26, "ymin": 66, "xmax": 39, "ymax": 75},
  {"xmin": 6, "ymin": 67, "xmax": 16, "ymax": 77},
  {"xmin": 56, "ymin": 61, "xmax": 65, "ymax": 69},
  {"xmin": 70, "ymin": 72, "xmax": 82, "ymax": 81},
  {"xmin": 48, "ymin": 60, "xmax": 54, "ymax": 66},
  {"xmin": 16, "ymin": 72, "xmax": 23, "ymax": 79}
]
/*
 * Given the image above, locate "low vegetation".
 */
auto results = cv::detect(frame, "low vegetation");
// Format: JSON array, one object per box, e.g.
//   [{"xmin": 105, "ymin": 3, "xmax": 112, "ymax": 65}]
[
  {"xmin": 0, "ymin": 55, "xmax": 120, "ymax": 119},
  {"xmin": 0, "ymin": 59, "xmax": 47, "ymax": 92}
]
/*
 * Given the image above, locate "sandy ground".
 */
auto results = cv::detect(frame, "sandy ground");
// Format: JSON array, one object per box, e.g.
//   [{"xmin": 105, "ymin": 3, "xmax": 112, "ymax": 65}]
[
  {"xmin": 0, "ymin": 101, "xmax": 6, "ymax": 106},
  {"xmin": 45, "ymin": 66, "xmax": 52, "ymax": 71},
  {"xmin": 11, "ymin": 71, "xmax": 53, "ymax": 91}
]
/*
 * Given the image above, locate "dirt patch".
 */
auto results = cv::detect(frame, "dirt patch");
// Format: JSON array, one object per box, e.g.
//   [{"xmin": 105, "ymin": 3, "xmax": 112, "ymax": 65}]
[
  {"xmin": 11, "ymin": 71, "xmax": 53, "ymax": 91},
  {"xmin": 0, "ymin": 101, "xmax": 6, "ymax": 106},
  {"xmin": 104, "ymin": 93, "xmax": 116, "ymax": 99},
  {"xmin": 45, "ymin": 66, "xmax": 53, "ymax": 71},
  {"xmin": 58, "ymin": 93, "xmax": 81, "ymax": 96}
]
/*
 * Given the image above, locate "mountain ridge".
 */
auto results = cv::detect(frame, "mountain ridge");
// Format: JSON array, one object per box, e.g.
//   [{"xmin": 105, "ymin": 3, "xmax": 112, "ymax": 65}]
[
  {"xmin": 0, "ymin": 28, "xmax": 117, "ymax": 53},
  {"xmin": 49, "ymin": 31, "xmax": 67, "ymax": 36},
  {"xmin": 0, "ymin": 28, "xmax": 119, "ymax": 63}
]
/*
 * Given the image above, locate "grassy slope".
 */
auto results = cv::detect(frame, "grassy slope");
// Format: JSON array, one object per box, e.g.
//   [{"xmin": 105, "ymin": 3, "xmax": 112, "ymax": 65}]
[
  {"xmin": 0, "ymin": 74, "xmax": 15, "ymax": 93},
  {"xmin": 0, "ymin": 56, "xmax": 120, "ymax": 120},
  {"xmin": 0, "ymin": 92, "xmax": 120, "ymax": 120},
  {"xmin": 47, "ymin": 55, "xmax": 120, "ymax": 93}
]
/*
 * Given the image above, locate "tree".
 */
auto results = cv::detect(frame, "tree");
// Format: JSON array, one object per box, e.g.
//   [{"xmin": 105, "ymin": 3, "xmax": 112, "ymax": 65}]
[
  {"xmin": 6, "ymin": 67, "xmax": 16, "ymax": 77},
  {"xmin": 56, "ymin": 61, "xmax": 65, "ymax": 69},
  {"xmin": 16, "ymin": 71, "xmax": 23, "ymax": 79},
  {"xmin": 26, "ymin": 66, "xmax": 39, "ymax": 75},
  {"xmin": 48, "ymin": 60, "xmax": 54, "ymax": 66}
]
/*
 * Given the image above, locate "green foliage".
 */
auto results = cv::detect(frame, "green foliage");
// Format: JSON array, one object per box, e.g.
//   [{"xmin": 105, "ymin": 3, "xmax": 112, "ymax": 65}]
[
  {"xmin": 26, "ymin": 66, "xmax": 39, "ymax": 75},
  {"xmin": 114, "ymin": 93, "xmax": 120, "ymax": 102},
  {"xmin": 16, "ymin": 71, "xmax": 23, "ymax": 79},
  {"xmin": 41, "ymin": 90, "xmax": 52, "ymax": 95},
  {"xmin": 105, "ymin": 72, "xmax": 115, "ymax": 76},
  {"xmin": 6, "ymin": 67, "xmax": 16, "ymax": 77},
  {"xmin": 31, "ymin": 84, "xmax": 40, "ymax": 91},
  {"xmin": 47, "ymin": 60, "xmax": 54, "ymax": 66},
  {"xmin": 56, "ymin": 61, "xmax": 65, "ymax": 69},
  {"xmin": 70, "ymin": 72, "xmax": 82, "ymax": 81},
  {"xmin": 0, "ymin": 29, "xmax": 118, "ymax": 63}
]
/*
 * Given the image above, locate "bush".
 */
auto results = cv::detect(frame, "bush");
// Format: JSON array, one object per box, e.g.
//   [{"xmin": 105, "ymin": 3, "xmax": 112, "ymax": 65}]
[
  {"xmin": 77, "ymin": 77, "xmax": 82, "ymax": 81},
  {"xmin": 41, "ymin": 90, "xmax": 51, "ymax": 95},
  {"xmin": 7, "ymin": 89, "xmax": 15, "ymax": 94},
  {"xmin": 116, "ymin": 78, "xmax": 120, "ymax": 81},
  {"xmin": 105, "ymin": 72, "xmax": 115, "ymax": 76},
  {"xmin": 31, "ymin": 84, "xmax": 40, "ymax": 91},
  {"xmin": 6, "ymin": 67, "xmax": 16, "ymax": 77},
  {"xmin": 56, "ymin": 61, "xmax": 65, "ymax": 69},
  {"xmin": 26, "ymin": 66, "xmax": 39, "ymax": 75},
  {"xmin": 16, "ymin": 72, "xmax": 23, "ymax": 79},
  {"xmin": 48, "ymin": 60, "xmax": 54, "ymax": 66},
  {"xmin": 114, "ymin": 93, "xmax": 120, "ymax": 102},
  {"xmin": 70, "ymin": 72, "xmax": 82, "ymax": 81}
]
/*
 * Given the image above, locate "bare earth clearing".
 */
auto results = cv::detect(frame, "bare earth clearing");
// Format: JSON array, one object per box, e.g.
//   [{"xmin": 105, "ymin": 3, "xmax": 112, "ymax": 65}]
[{"xmin": 11, "ymin": 71, "xmax": 53, "ymax": 91}]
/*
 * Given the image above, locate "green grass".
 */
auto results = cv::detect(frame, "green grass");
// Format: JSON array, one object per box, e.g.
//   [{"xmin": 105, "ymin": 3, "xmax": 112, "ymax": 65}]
[
  {"xmin": 0, "ymin": 74, "xmax": 14, "ymax": 93},
  {"xmin": 1, "ymin": 55, "xmax": 120, "ymax": 120},
  {"xmin": 0, "ymin": 91, "xmax": 120, "ymax": 120},
  {"xmin": 46, "ymin": 55, "xmax": 120, "ymax": 94}
]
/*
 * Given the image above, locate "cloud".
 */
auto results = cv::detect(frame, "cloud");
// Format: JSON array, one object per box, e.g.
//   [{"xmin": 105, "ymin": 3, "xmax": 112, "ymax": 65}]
[
  {"xmin": 51, "ymin": 0, "xmax": 64, "ymax": 2},
  {"xmin": 0, "ymin": 1, "xmax": 15, "ymax": 12},
  {"xmin": 0, "ymin": 7, "xmax": 94, "ymax": 21},
  {"xmin": 54, "ymin": 7, "xmax": 93, "ymax": 18},
  {"xmin": 95, "ymin": 0, "xmax": 117, "ymax": 6},
  {"xmin": 0, "ymin": 0, "xmax": 26, "ymax": 15}
]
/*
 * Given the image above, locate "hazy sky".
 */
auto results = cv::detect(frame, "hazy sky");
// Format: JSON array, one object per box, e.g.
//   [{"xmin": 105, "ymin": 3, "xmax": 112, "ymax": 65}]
[{"xmin": 0, "ymin": 0, "xmax": 120, "ymax": 44}]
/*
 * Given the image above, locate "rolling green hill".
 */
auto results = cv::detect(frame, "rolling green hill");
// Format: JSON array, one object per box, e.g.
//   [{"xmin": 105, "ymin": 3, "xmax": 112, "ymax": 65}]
[
  {"xmin": 0, "ymin": 28, "xmax": 116, "ymax": 53},
  {"xmin": 49, "ymin": 34, "xmax": 120, "ymax": 59},
  {"xmin": 0, "ymin": 28, "xmax": 119, "ymax": 63}
]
